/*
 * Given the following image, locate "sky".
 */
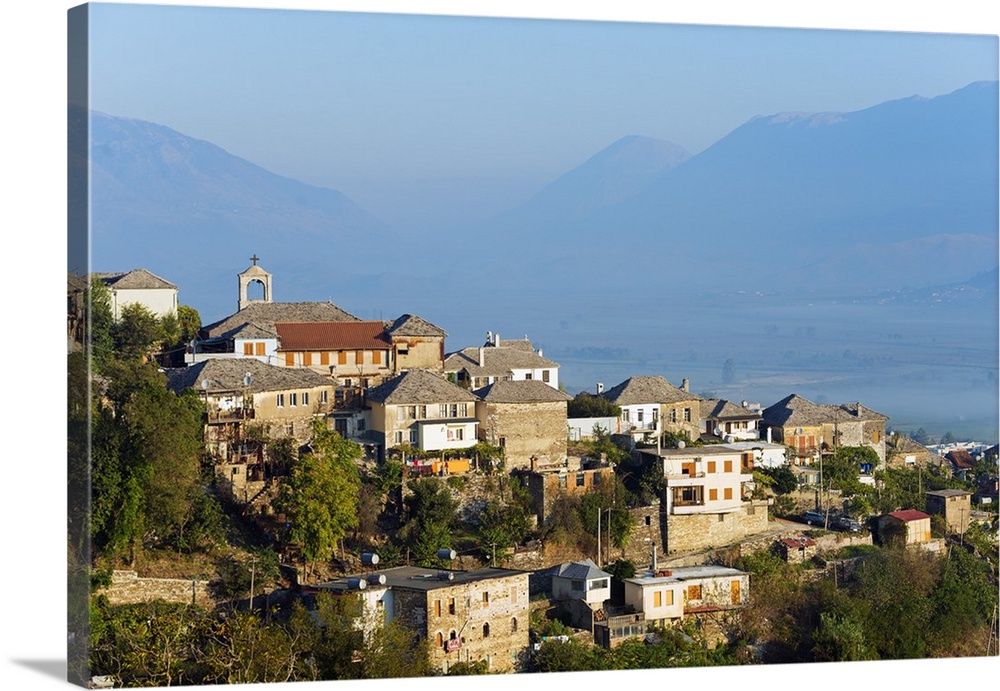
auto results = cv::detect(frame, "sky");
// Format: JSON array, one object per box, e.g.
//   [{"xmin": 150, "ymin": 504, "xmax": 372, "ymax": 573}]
[
  {"xmin": 81, "ymin": 1, "xmax": 998, "ymax": 227},
  {"xmin": 3, "ymin": 2, "xmax": 999, "ymax": 691}
]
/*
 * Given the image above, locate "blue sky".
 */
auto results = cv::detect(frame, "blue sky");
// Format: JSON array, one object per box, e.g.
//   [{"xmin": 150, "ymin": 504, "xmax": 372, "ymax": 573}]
[{"xmin": 82, "ymin": 1, "xmax": 998, "ymax": 227}]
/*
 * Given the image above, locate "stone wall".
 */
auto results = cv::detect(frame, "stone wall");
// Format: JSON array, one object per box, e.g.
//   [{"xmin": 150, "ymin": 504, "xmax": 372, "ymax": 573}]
[
  {"xmin": 99, "ymin": 570, "xmax": 214, "ymax": 607},
  {"xmin": 666, "ymin": 501, "xmax": 770, "ymax": 554},
  {"xmin": 479, "ymin": 401, "xmax": 568, "ymax": 471}
]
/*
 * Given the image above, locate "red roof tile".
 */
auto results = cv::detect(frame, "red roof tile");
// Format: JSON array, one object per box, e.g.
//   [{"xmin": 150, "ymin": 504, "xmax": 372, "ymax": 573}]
[
  {"xmin": 276, "ymin": 321, "xmax": 390, "ymax": 351},
  {"xmin": 887, "ymin": 509, "xmax": 930, "ymax": 522}
]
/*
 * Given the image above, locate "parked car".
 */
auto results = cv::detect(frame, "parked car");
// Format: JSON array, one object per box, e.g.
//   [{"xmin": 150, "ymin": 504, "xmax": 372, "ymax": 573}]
[
  {"xmin": 830, "ymin": 514, "xmax": 863, "ymax": 533},
  {"xmin": 803, "ymin": 510, "xmax": 827, "ymax": 526}
]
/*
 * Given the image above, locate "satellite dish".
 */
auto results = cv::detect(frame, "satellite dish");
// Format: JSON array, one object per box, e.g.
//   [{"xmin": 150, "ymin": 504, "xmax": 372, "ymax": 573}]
[
  {"xmin": 676, "ymin": 441, "xmax": 686, "ymax": 449},
  {"xmin": 201, "ymin": 379, "xmax": 211, "ymax": 390},
  {"xmin": 243, "ymin": 372, "xmax": 252, "ymax": 387}
]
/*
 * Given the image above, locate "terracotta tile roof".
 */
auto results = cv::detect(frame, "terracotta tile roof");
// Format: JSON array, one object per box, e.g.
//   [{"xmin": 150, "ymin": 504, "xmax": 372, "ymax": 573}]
[
  {"xmin": 600, "ymin": 375, "xmax": 697, "ymax": 406},
  {"xmin": 473, "ymin": 379, "xmax": 572, "ymax": 403},
  {"xmin": 780, "ymin": 537, "xmax": 817, "ymax": 548},
  {"xmin": 887, "ymin": 509, "xmax": 931, "ymax": 522},
  {"xmin": 945, "ymin": 449, "xmax": 976, "ymax": 468},
  {"xmin": 276, "ymin": 321, "xmax": 390, "ymax": 351}
]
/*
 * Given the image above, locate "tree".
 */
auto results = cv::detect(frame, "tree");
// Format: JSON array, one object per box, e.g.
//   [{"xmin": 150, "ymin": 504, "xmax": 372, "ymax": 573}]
[
  {"xmin": 177, "ymin": 304, "xmax": 201, "ymax": 342},
  {"xmin": 274, "ymin": 421, "xmax": 362, "ymax": 573},
  {"xmin": 400, "ymin": 477, "xmax": 459, "ymax": 565},
  {"xmin": 759, "ymin": 465, "xmax": 798, "ymax": 495},
  {"xmin": 88, "ymin": 277, "xmax": 115, "ymax": 372},
  {"xmin": 825, "ymin": 446, "xmax": 878, "ymax": 497},
  {"xmin": 113, "ymin": 302, "xmax": 163, "ymax": 359},
  {"xmin": 567, "ymin": 392, "xmax": 621, "ymax": 418}
]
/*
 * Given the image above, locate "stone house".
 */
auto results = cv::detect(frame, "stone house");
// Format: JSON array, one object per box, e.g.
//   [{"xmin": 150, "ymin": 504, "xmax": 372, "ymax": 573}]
[
  {"xmin": 93, "ymin": 267, "xmax": 179, "ymax": 319},
  {"xmin": 599, "ymin": 375, "xmax": 702, "ymax": 441},
  {"xmin": 513, "ymin": 457, "xmax": 617, "ymax": 525},
  {"xmin": 778, "ymin": 536, "xmax": 818, "ymax": 564},
  {"xmin": 551, "ymin": 559, "xmax": 612, "ymax": 606},
  {"xmin": 308, "ymin": 565, "xmax": 530, "ymax": 673},
  {"xmin": 387, "ymin": 565, "xmax": 530, "ymax": 673},
  {"xmin": 878, "ymin": 509, "xmax": 932, "ymax": 546},
  {"xmin": 385, "ymin": 313, "xmax": 447, "ymax": 374},
  {"xmin": 364, "ymin": 369, "xmax": 479, "ymax": 461},
  {"xmin": 445, "ymin": 334, "xmax": 560, "ymax": 391},
  {"xmin": 886, "ymin": 434, "xmax": 945, "ymax": 471},
  {"xmin": 699, "ymin": 398, "xmax": 762, "ymax": 442},
  {"xmin": 274, "ymin": 320, "xmax": 393, "ymax": 385},
  {"xmin": 761, "ymin": 394, "xmax": 888, "ymax": 467},
  {"xmin": 473, "ymin": 379, "xmax": 572, "ymax": 470},
  {"xmin": 925, "ymin": 489, "xmax": 972, "ymax": 534},
  {"xmin": 634, "ymin": 446, "xmax": 768, "ymax": 554},
  {"xmin": 164, "ymin": 358, "xmax": 336, "ymax": 505}
]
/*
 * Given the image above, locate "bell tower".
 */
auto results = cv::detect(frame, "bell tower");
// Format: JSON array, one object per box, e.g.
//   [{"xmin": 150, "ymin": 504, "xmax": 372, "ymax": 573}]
[{"xmin": 238, "ymin": 254, "xmax": 273, "ymax": 311}]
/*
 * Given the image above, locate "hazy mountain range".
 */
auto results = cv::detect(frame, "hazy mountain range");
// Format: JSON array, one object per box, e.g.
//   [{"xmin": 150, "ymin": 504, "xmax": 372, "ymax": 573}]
[{"xmin": 78, "ymin": 80, "xmax": 998, "ymax": 323}]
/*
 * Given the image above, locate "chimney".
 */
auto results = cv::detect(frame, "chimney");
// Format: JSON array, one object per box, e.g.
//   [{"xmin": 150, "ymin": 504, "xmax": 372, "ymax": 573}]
[
  {"xmin": 681, "ymin": 378, "xmax": 690, "ymax": 392},
  {"xmin": 478, "ymin": 347, "xmax": 485, "ymax": 367},
  {"xmin": 766, "ymin": 427, "xmax": 772, "ymax": 444},
  {"xmin": 537, "ymin": 348, "xmax": 543, "ymax": 357}
]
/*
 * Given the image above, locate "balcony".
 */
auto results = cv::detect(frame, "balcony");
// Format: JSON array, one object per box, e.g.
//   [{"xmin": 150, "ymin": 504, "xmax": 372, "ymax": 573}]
[{"xmin": 206, "ymin": 408, "xmax": 255, "ymax": 423}]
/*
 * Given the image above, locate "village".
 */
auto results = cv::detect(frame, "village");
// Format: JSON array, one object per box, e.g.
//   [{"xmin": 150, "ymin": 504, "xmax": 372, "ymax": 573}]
[{"xmin": 69, "ymin": 260, "xmax": 1000, "ymax": 683}]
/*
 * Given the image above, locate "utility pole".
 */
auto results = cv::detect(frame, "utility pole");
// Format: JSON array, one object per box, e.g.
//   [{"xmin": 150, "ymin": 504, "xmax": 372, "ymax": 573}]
[{"xmin": 249, "ymin": 555, "xmax": 256, "ymax": 611}]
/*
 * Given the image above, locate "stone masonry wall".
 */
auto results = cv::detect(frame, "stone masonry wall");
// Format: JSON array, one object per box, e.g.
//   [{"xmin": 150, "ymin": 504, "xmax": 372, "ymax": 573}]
[
  {"xmin": 100, "ymin": 570, "xmax": 214, "ymax": 607},
  {"xmin": 481, "ymin": 401, "xmax": 568, "ymax": 471},
  {"xmin": 666, "ymin": 502, "xmax": 770, "ymax": 554}
]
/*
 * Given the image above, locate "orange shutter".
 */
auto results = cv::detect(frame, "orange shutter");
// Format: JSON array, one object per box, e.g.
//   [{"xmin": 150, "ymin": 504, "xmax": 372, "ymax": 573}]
[
  {"xmin": 255, "ymin": 342, "xmax": 265, "ymax": 356},
  {"xmin": 338, "ymin": 351, "xmax": 347, "ymax": 365},
  {"xmin": 320, "ymin": 352, "xmax": 329, "ymax": 365},
  {"xmin": 285, "ymin": 352, "xmax": 295, "ymax": 366},
  {"xmin": 243, "ymin": 342, "xmax": 254, "ymax": 355}
]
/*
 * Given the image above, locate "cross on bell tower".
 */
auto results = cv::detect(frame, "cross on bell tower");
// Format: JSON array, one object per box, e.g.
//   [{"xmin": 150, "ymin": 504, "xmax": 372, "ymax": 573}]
[{"xmin": 237, "ymin": 255, "xmax": 272, "ymax": 311}]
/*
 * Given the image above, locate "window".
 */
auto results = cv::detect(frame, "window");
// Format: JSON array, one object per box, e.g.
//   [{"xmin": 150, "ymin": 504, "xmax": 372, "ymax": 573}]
[
  {"xmin": 450, "ymin": 404, "xmax": 458, "ymax": 417},
  {"xmin": 243, "ymin": 342, "xmax": 254, "ymax": 356},
  {"xmin": 724, "ymin": 488, "xmax": 733, "ymax": 500},
  {"xmin": 724, "ymin": 459, "xmax": 734, "ymax": 473},
  {"xmin": 623, "ymin": 409, "xmax": 630, "ymax": 422},
  {"xmin": 483, "ymin": 623, "xmax": 490, "ymax": 638},
  {"xmin": 303, "ymin": 352, "xmax": 313, "ymax": 366},
  {"xmin": 558, "ymin": 475, "xmax": 567, "ymax": 489},
  {"xmin": 637, "ymin": 409, "xmax": 644, "ymax": 424},
  {"xmin": 593, "ymin": 473, "xmax": 602, "ymax": 486},
  {"xmin": 290, "ymin": 393, "xmax": 297, "ymax": 407},
  {"xmin": 458, "ymin": 403, "xmax": 468, "ymax": 417},
  {"xmin": 410, "ymin": 429, "xmax": 419, "ymax": 444},
  {"xmin": 435, "ymin": 600, "xmax": 442, "ymax": 617},
  {"xmin": 645, "ymin": 515, "xmax": 651, "ymax": 526},
  {"xmin": 254, "ymin": 342, "xmax": 264, "ymax": 356},
  {"xmin": 407, "ymin": 406, "xmax": 417, "ymax": 419},
  {"xmin": 653, "ymin": 591, "xmax": 662, "ymax": 607},
  {"xmin": 302, "ymin": 392, "xmax": 309, "ymax": 405},
  {"xmin": 665, "ymin": 590, "xmax": 674, "ymax": 606},
  {"xmin": 320, "ymin": 390, "xmax": 328, "ymax": 404},
  {"xmin": 709, "ymin": 489, "xmax": 718, "ymax": 501},
  {"xmin": 576, "ymin": 473, "xmax": 585, "ymax": 487},
  {"xmin": 683, "ymin": 408, "xmax": 691, "ymax": 422},
  {"xmin": 542, "ymin": 370, "xmax": 550, "ymax": 383},
  {"xmin": 338, "ymin": 351, "xmax": 347, "ymax": 365},
  {"xmin": 498, "ymin": 437, "xmax": 506, "ymax": 448},
  {"xmin": 707, "ymin": 461, "xmax": 716, "ymax": 473},
  {"xmin": 436, "ymin": 632, "xmax": 444, "ymax": 647},
  {"xmin": 448, "ymin": 598, "xmax": 456, "ymax": 615},
  {"xmin": 511, "ymin": 617, "xmax": 518, "ymax": 633},
  {"xmin": 373, "ymin": 350, "xmax": 382, "ymax": 364},
  {"xmin": 394, "ymin": 431, "xmax": 404, "ymax": 444},
  {"xmin": 525, "ymin": 372, "xmax": 533, "ymax": 380},
  {"xmin": 320, "ymin": 352, "xmax": 329, "ymax": 365},
  {"xmin": 482, "ymin": 591, "xmax": 489, "ymax": 606},
  {"xmin": 688, "ymin": 585, "xmax": 702, "ymax": 600},
  {"xmin": 276, "ymin": 394, "xmax": 285, "ymax": 408},
  {"xmin": 285, "ymin": 352, "xmax": 295, "ymax": 366},
  {"xmin": 439, "ymin": 404, "xmax": 448, "ymax": 418},
  {"xmin": 418, "ymin": 405, "xmax": 427, "ymax": 419},
  {"xmin": 669, "ymin": 409, "xmax": 677, "ymax": 423}
]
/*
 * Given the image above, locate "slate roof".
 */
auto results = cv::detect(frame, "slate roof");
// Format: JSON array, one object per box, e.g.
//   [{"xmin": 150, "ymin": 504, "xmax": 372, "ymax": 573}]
[
  {"xmin": 925, "ymin": 489, "xmax": 971, "ymax": 498},
  {"xmin": 385, "ymin": 314, "xmax": 447, "ymax": 338},
  {"xmin": 68, "ymin": 272, "xmax": 88, "ymax": 292},
  {"xmin": 762, "ymin": 394, "xmax": 888, "ymax": 428},
  {"xmin": 164, "ymin": 358, "xmax": 332, "ymax": 395},
  {"xmin": 444, "ymin": 344, "xmax": 558, "ymax": 377},
  {"xmin": 554, "ymin": 559, "xmax": 611, "ymax": 581},
  {"xmin": 700, "ymin": 398, "xmax": 761, "ymax": 420},
  {"xmin": 275, "ymin": 321, "xmax": 390, "ymax": 351},
  {"xmin": 365, "ymin": 369, "xmax": 477, "ymax": 405},
  {"xmin": 473, "ymin": 379, "xmax": 572, "ymax": 404},
  {"xmin": 600, "ymin": 376, "xmax": 697, "ymax": 406},
  {"xmin": 93, "ymin": 268, "xmax": 177, "ymax": 290},
  {"xmin": 494, "ymin": 338, "xmax": 535, "ymax": 352},
  {"xmin": 199, "ymin": 302, "xmax": 359, "ymax": 341},
  {"xmin": 887, "ymin": 435, "xmax": 932, "ymax": 455}
]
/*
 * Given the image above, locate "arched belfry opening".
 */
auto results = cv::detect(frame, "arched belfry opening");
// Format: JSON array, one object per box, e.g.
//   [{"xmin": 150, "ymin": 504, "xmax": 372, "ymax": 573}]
[{"xmin": 238, "ymin": 254, "xmax": 273, "ymax": 311}]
